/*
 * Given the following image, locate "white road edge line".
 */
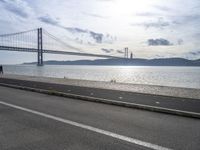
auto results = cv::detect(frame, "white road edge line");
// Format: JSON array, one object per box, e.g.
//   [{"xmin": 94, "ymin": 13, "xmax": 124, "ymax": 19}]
[{"xmin": 0, "ymin": 101, "xmax": 172, "ymax": 150}]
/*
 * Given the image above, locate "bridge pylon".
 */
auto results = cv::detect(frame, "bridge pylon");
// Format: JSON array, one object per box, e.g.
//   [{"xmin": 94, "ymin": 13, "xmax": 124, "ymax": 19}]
[{"xmin": 37, "ymin": 28, "xmax": 43, "ymax": 66}]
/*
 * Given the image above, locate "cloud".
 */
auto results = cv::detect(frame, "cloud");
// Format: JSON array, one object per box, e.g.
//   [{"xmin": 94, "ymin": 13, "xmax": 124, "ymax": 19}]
[
  {"xmin": 188, "ymin": 50, "xmax": 200, "ymax": 55},
  {"xmin": 153, "ymin": 5, "xmax": 172, "ymax": 12},
  {"xmin": 38, "ymin": 14, "xmax": 116, "ymax": 44},
  {"xmin": 132, "ymin": 17, "xmax": 170, "ymax": 29},
  {"xmin": 100, "ymin": 48, "xmax": 125, "ymax": 54},
  {"xmin": 116, "ymin": 50, "xmax": 124, "ymax": 54},
  {"xmin": 0, "ymin": 0, "xmax": 32, "ymax": 18},
  {"xmin": 83, "ymin": 12, "xmax": 108, "ymax": 19},
  {"xmin": 178, "ymin": 14, "xmax": 200, "ymax": 24},
  {"xmin": 101, "ymin": 48, "xmax": 114, "ymax": 53},
  {"xmin": 183, "ymin": 50, "xmax": 200, "ymax": 59},
  {"xmin": 96, "ymin": 0, "xmax": 114, "ymax": 2},
  {"xmin": 65, "ymin": 27, "xmax": 116, "ymax": 44},
  {"xmin": 147, "ymin": 38, "xmax": 173, "ymax": 46},
  {"xmin": 64, "ymin": 27, "xmax": 87, "ymax": 33},
  {"xmin": 194, "ymin": 33, "xmax": 200, "ymax": 38},
  {"xmin": 135, "ymin": 12, "xmax": 159, "ymax": 17},
  {"xmin": 38, "ymin": 15, "xmax": 59, "ymax": 26},
  {"xmin": 177, "ymin": 39, "xmax": 183, "ymax": 45},
  {"xmin": 65, "ymin": 27, "xmax": 104, "ymax": 43},
  {"xmin": 168, "ymin": 14, "xmax": 200, "ymax": 26},
  {"xmin": 135, "ymin": 8, "xmax": 200, "ymax": 28},
  {"xmin": 90, "ymin": 31, "xmax": 103, "ymax": 43}
]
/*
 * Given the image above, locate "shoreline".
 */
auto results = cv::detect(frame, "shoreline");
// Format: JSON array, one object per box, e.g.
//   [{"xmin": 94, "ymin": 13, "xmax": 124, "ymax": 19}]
[
  {"xmin": 3, "ymin": 65, "xmax": 200, "ymax": 89},
  {"xmin": 1, "ymin": 74, "xmax": 200, "ymax": 100}
]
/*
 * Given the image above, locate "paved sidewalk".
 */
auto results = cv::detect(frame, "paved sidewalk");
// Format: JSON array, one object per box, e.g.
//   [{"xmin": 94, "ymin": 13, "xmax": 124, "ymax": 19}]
[
  {"xmin": 1, "ymin": 74, "xmax": 200, "ymax": 99},
  {"xmin": 0, "ymin": 74, "xmax": 200, "ymax": 115}
]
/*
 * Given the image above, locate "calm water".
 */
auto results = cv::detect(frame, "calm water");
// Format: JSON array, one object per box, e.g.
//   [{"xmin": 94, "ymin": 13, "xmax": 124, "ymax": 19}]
[{"xmin": 3, "ymin": 65, "xmax": 200, "ymax": 89}]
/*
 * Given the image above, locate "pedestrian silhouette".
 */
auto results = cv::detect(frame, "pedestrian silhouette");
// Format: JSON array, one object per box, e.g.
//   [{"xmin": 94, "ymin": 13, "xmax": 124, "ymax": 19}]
[{"xmin": 0, "ymin": 65, "xmax": 3, "ymax": 74}]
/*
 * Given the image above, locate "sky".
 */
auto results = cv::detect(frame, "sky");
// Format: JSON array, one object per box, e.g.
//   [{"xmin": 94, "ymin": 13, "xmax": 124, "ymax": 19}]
[{"xmin": 0, "ymin": 0, "xmax": 200, "ymax": 64}]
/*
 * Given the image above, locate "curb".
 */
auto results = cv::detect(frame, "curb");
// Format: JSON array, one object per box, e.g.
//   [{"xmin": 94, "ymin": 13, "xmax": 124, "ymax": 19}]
[{"xmin": 0, "ymin": 82, "xmax": 200, "ymax": 119}]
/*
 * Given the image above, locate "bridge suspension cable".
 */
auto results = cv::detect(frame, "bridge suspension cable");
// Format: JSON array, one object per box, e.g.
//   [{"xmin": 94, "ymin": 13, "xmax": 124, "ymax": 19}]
[
  {"xmin": 0, "ymin": 29, "xmax": 38, "ymax": 49},
  {"xmin": 0, "ymin": 28, "xmax": 123, "ymax": 65},
  {"xmin": 0, "ymin": 29, "xmax": 37, "ymax": 37},
  {"xmin": 42, "ymin": 29, "xmax": 83, "ymax": 52}
]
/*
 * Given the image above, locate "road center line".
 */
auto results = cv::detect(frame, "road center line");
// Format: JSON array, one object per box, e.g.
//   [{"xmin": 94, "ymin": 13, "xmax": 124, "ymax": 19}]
[{"xmin": 0, "ymin": 101, "xmax": 172, "ymax": 150}]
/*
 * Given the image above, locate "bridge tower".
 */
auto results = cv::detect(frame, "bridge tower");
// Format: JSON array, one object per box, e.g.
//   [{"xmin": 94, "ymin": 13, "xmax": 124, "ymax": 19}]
[
  {"xmin": 124, "ymin": 47, "xmax": 128, "ymax": 58},
  {"xmin": 37, "ymin": 28, "xmax": 43, "ymax": 66}
]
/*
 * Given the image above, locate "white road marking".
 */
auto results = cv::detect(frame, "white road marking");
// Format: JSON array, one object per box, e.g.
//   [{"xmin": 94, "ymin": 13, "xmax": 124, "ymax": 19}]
[{"xmin": 0, "ymin": 101, "xmax": 172, "ymax": 150}]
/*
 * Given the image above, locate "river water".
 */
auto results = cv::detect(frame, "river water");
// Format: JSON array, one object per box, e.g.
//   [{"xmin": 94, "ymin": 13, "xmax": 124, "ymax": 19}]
[{"xmin": 3, "ymin": 65, "xmax": 200, "ymax": 89}]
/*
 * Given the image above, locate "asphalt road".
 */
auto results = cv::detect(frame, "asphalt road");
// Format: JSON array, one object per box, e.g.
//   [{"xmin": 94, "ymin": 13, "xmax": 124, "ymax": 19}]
[
  {"xmin": 0, "ymin": 86, "xmax": 200, "ymax": 150},
  {"xmin": 0, "ymin": 77, "xmax": 200, "ymax": 114}
]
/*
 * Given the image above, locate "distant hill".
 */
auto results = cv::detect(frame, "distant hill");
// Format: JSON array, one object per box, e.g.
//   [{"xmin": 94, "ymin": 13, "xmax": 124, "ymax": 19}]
[{"xmin": 23, "ymin": 58, "xmax": 200, "ymax": 66}]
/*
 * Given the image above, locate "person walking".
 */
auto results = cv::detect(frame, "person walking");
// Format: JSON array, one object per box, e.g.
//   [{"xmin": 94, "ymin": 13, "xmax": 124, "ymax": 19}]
[{"xmin": 0, "ymin": 65, "xmax": 3, "ymax": 74}]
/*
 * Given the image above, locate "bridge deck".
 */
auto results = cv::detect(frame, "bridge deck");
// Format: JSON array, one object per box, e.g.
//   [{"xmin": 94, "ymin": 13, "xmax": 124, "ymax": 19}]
[{"xmin": 0, "ymin": 46, "xmax": 121, "ymax": 58}]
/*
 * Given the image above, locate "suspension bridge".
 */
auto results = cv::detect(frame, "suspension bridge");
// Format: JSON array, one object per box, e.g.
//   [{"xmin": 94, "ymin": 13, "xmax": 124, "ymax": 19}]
[{"xmin": 0, "ymin": 28, "xmax": 123, "ymax": 66}]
